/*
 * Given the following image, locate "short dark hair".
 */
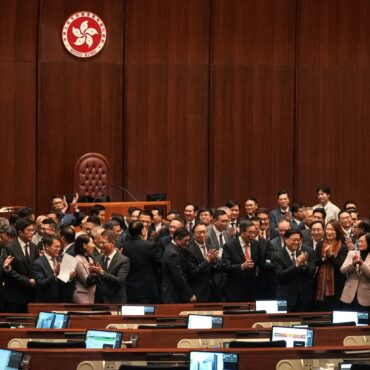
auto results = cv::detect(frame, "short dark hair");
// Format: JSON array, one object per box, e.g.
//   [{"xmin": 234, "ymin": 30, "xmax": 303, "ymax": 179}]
[
  {"xmin": 174, "ymin": 227, "xmax": 190, "ymax": 240},
  {"xmin": 42, "ymin": 218, "xmax": 57, "ymax": 230},
  {"xmin": 359, "ymin": 219, "xmax": 370, "ymax": 233},
  {"xmin": 104, "ymin": 220, "xmax": 120, "ymax": 230},
  {"xmin": 129, "ymin": 221, "xmax": 144, "ymax": 237},
  {"xmin": 213, "ymin": 209, "xmax": 227, "ymax": 220},
  {"xmin": 249, "ymin": 216, "xmax": 261, "ymax": 225},
  {"xmin": 338, "ymin": 210, "xmax": 350, "ymax": 219},
  {"xmin": 316, "ymin": 185, "xmax": 331, "ymax": 194},
  {"xmin": 139, "ymin": 210, "xmax": 153, "ymax": 219},
  {"xmin": 199, "ymin": 207, "xmax": 213, "ymax": 216},
  {"xmin": 284, "ymin": 229, "xmax": 302, "ymax": 239},
  {"xmin": 167, "ymin": 209, "xmax": 181, "ymax": 218},
  {"xmin": 310, "ymin": 221, "xmax": 324, "ymax": 230},
  {"xmin": 184, "ymin": 203, "xmax": 198, "ymax": 212},
  {"xmin": 15, "ymin": 218, "xmax": 34, "ymax": 234},
  {"xmin": 86, "ymin": 215, "xmax": 101, "ymax": 226},
  {"xmin": 225, "ymin": 200, "xmax": 239, "ymax": 209},
  {"xmin": 291, "ymin": 202, "xmax": 304, "ymax": 214},
  {"xmin": 151, "ymin": 206, "xmax": 163, "ymax": 217},
  {"xmin": 59, "ymin": 225, "xmax": 76, "ymax": 244},
  {"xmin": 74, "ymin": 234, "xmax": 91, "ymax": 255},
  {"xmin": 313, "ymin": 207, "xmax": 327, "ymax": 219},
  {"xmin": 91, "ymin": 204, "xmax": 106, "ymax": 216},
  {"xmin": 42, "ymin": 235, "xmax": 61, "ymax": 248},
  {"xmin": 343, "ymin": 200, "xmax": 357, "ymax": 210},
  {"xmin": 127, "ymin": 207, "xmax": 141, "ymax": 216},
  {"xmin": 17, "ymin": 207, "xmax": 34, "ymax": 219},
  {"xmin": 256, "ymin": 208, "xmax": 269, "ymax": 216},
  {"xmin": 239, "ymin": 220, "xmax": 254, "ymax": 233},
  {"xmin": 110, "ymin": 214, "xmax": 125, "ymax": 228},
  {"xmin": 101, "ymin": 229, "xmax": 116, "ymax": 242},
  {"xmin": 245, "ymin": 196, "xmax": 258, "ymax": 203},
  {"xmin": 277, "ymin": 190, "xmax": 288, "ymax": 197}
]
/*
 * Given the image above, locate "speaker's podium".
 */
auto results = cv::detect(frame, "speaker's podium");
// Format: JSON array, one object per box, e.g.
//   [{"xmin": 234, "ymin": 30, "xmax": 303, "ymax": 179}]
[{"xmin": 76, "ymin": 201, "xmax": 171, "ymax": 219}]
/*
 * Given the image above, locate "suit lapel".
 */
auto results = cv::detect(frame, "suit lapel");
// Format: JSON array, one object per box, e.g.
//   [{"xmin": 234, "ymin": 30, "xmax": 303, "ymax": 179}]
[
  {"xmin": 41, "ymin": 255, "xmax": 54, "ymax": 275},
  {"xmin": 235, "ymin": 239, "xmax": 246, "ymax": 262},
  {"xmin": 282, "ymin": 248, "xmax": 294, "ymax": 266}
]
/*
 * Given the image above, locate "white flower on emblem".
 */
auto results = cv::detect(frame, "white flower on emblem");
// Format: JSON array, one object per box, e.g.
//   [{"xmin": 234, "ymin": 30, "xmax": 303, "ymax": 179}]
[{"xmin": 72, "ymin": 21, "xmax": 98, "ymax": 48}]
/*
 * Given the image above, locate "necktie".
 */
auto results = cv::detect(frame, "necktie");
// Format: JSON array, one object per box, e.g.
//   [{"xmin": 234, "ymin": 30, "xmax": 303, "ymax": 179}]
[
  {"xmin": 231, "ymin": 222, "xmax": 235, "ymax": 229},
  {"xmin": 219, "ymin": 233, "xmax": 224, "ymax": 247},
  {"xmin": 201, "ymin": 245, "xmax": 207, "ymax": 259},
  {"xmin": 291, "ymin": 252, "xmax": 296, "ymax": 264},
  {"xmin": 188, "ymin": 222, "xmax": 193, "ymax": 232},
  {"xmin": 51, "ymin": 257, "xmax": 57, "ymax": 273},
  {"xmin": 244, "ymin": 244, "xmax": 251, "ymax": 260},
  {"xmin": 24, "ymin": 243, "xmax": 30, "ymax": 263},
  {"xmin": 103, "ymin": 256, "xmax": 110, "ymax": 269}
]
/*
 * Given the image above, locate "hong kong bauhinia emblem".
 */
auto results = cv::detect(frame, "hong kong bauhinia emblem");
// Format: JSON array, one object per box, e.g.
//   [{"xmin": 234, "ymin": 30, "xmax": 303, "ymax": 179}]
[{"xmin": 62, "ymin": 11, "xmax": 106, "ymax": 58}]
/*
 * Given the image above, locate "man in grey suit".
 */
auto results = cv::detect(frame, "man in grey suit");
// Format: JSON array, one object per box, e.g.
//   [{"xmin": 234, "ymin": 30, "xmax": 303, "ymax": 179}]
[
  {"xmin": 206, "ymin": 210, "xmax": 232, "ymax": 301},
  {"xmin": 89, "ymin": 230, "xmax": 130, "ymax": 304}
]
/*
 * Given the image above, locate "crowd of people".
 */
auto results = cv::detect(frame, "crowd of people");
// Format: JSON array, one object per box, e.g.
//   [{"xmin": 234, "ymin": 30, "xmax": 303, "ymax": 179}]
[{"xmin": 0, "ymin": 185, "xmax": 370, "ymax": 313}]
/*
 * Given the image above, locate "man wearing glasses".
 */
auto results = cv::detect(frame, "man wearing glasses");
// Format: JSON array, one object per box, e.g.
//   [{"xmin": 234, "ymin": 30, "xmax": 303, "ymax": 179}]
[{"xmin": 273, "ymin": 229, "xmax": 316, "ymax": 312}]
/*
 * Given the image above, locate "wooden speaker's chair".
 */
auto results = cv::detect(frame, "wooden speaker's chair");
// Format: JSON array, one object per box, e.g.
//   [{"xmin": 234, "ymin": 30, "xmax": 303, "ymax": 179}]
[{"xmin": 74, "ymin": 153, "xmax": 110, "ymax": 201}]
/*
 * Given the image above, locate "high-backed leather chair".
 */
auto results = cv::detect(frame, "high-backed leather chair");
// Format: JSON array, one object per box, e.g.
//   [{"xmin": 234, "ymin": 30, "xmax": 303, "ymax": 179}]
[{"xmin": 74, "ymin": 153, "xmax": 110, "ymax": 201}]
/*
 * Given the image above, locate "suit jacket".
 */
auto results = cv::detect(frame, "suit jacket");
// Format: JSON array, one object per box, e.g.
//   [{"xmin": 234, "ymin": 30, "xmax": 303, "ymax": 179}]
[
  {"xmin": 340, "ymin": 251, "xmax": 370, "ymax": 307},
  {"xmin": 222, "ymin": 238, "xmax": 262, "ymax": 301},
  {"xmin": 73, "ymin": 254, "xmax": 96, "ymax": 304},
  {"xmin": 31, "ymin": 255, "xmax": 71, "ymax": 302},
  {"xmin": 184, "ymin": 240, "xmax": 221, "ymax": 302},
  {"xmin": 269, "ymin": 208, "xmax": 289, "ymax": 230},
  {"xmin": 206, "ymin": 227, "xmax": 232, "ymax": 250},
  {"xmin": 302, "ymin": 229, "xmax": 312, "ymax": 243},
  {"xmin": 161, "ymin": 242, "xmax": 193, "ymax": 303},
  {"xmin": 122, "ymin": 236, "xmax": 161, "ymax": 303},
  {"xmin": 273, "ymin": 246, "xmax": 316, "ymax": 307},
  {"xmin": 94, "ymin": 252, "xmax": 130, "ymax": 304},
  {"xmin": 270, "ymin": 236, "xmax": 285, "ymax": 252},
  {"xmin": 2, "ymin": 239, "xmax": 39, "ymax": 304}
]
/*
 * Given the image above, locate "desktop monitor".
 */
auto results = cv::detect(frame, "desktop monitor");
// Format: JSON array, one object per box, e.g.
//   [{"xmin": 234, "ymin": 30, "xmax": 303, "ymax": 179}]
[
  {"xmin": 36, "ymin": 312, "xmax": 69, "ymax": 329},
  {"xmin": 255, "ymin": 300, "xmax": 287, "ymax": 314},
  {"xmin": 271, "ymin": 326, "xmax": 314, "ymax": 348},
  {"xmin": 121, "ymin": 305, "xmax": 155, "ymax": 315},
  {"xmin": 85, "ymin": 329, "xmax": 123, "ymax": 349},
  {"xmin": 190, "ymin": 351, "xmax": 239, "ymax": 370},
  {"xmin": 187, "ymin": 314, "xmax": 223, "ymax": 329},
  {"xmin": 0, "ymin": 348, "xmax": 24, "ymax": 370},
  {"xmin": 332, "ymin": 311, "xmax": 369, "ymax": 326}
]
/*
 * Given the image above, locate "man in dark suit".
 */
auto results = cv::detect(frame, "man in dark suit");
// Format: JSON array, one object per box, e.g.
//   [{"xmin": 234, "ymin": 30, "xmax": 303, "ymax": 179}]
[
  {"xmin": 273, "ymin": 229, "xmax": 316, "ymax": 312},
  {"xmin": 122, "ymin": 221, "xmax": 161, "ymax": 303},
  {"xmin": 2, "ymin": 218, "xmax": 39, "ymax": 312},
  {"xmin": 302, "ymin": 221, "xmax": 324, "ymax": 251},
  {"xmin": 270, "ymin": 219, "xmax": 291, "ymax": 251},
  {"xmin": 222, "ymin": 220, "xmax": 262, "ymax": 301},
  {"xmin": 89, "ymin": 230, "xmax": 130, "ymax": 304},
  {"xmin": 161, "ymin": 227, "xmax": 196, "ymax": 303},
  {"xmin": 31, "ymin": 235, "xmax": 75, "ymax": 302},
  {"xmin": 290, "ymin": 202, "xmax": 305, "ymax": 230},
  {"xmin": 184, "ymin": 223, "xmax": 221, "ymax": 302},
  {"xmin": 60, "ymin": 225, "xmax": 76, "ymax": 256},
  {"xmin": 269, "ymin": 190, "xmax": 291, "ymax": 231}
]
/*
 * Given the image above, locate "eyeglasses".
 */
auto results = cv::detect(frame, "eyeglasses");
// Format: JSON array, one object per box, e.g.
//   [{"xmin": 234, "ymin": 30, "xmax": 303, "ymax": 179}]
[{"xmin": 287, "ymin": 238, "xmax": 301, "ymax": 243}]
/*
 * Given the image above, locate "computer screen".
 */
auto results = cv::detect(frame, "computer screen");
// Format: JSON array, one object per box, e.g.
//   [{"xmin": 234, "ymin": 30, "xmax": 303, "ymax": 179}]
[
  {"xmin": 190, "ymin": 351, "xmax": 239, "ymax": 370},
  {"xmin": 255, "ymin": 300, "xmax": 287, "ymax": 313},
  {"xmin": 36, "ymin": 312, "xmax": 69, "ymax": 329},
  {"xmin": 187, "ymin": 315, "xmax": 223, "ymax": 329},
  {"xmin": 271, "ymin": 326, "xmax": 314, "ymax": 348},
  {"xmin": 121, "ymin": 305, "xmax": 155, "ymax": 315},
  {"xmin": 0, "ymin": 348, "xmax": 24, "ymax": 370},
  {"xmin": 85, "ymin": 330, "xmax": 122, "ymax": 349},
  {"xmin": 332, "ymin": 311, "xmax": 369, "ymax": 326}
]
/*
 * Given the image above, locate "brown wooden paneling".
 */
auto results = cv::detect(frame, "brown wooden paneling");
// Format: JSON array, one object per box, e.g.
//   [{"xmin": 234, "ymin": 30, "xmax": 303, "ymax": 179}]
[
  {"xmin": 124, "ymin": 0, "xmax": 211, "ymax": 210},
  {"xmin": 210, "ymin": 0, "xmax": 296, "ymax": 209},
  {"xmin": 295, "ymin": 0, "xmax": 370, "ymax": 216},
  {"xmin": 0, "ymin": 0, "xmax": 38, "ymax": 208},
  {"xmin": 37, "ymin": 0, "xmax": 125, "ymax": 213}
]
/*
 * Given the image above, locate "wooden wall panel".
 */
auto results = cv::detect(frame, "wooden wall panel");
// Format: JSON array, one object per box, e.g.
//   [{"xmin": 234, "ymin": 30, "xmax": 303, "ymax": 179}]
[
  {"xmin": 37, "ymin": 0, "xmax": 125, "ymax": 213},
  {"xmin": 210, "ymin": 0, "xmax": 296, "ymax": 209},
  {"xmin": 0, "ymin": 0, "xmax": 38, "ymax": 208},
  {"xmin": 124, "ymin": 0, "xmax": 211, "ymax": 210},
  {"xmin": 295, "ymin": 0, "xmax": 370, "ymax": 216}
]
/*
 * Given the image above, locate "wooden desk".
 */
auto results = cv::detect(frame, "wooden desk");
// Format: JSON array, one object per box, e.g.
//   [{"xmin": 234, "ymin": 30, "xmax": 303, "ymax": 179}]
[
  {"xmin": 19, "ymin": 346, "xmax": 370, "ymax": 370},
  {"xmin": 76, "ymin": 201, "xmax": 171, "ymax": 219}
]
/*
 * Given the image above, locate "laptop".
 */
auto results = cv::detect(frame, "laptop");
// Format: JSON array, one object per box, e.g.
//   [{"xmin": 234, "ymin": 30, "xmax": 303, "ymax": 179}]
[
  {"xmin": 0, "ymin": 348, "xmax": 24, "ymax": 370},
  {"xmin": 255, "ymin": 300, "xmax": 288, "ymax": 313},
  {"xmin": 189, "ymin": 351, "xmax": 239, "ymax": 370},
  {"xmin": 36, "ymin": 311, "xmax": 69, "ymax": 329},
  {"xmin": 121, "ymin": 305, "xmax": 155, "ymax": 315},
  {"xmin": 333, "ymin": 311, "xmax": 369, "ymax": 326},
  {"xmin": 187, "ymin": 314, "xmax": 223, "ymax": 329},
  {"xmin": 85, "ymin": 329, "xmax": 123, "ymax": 349},
  {"xmin": 271, "ymin": 326, "xmax": 314, "ymax": 348}
]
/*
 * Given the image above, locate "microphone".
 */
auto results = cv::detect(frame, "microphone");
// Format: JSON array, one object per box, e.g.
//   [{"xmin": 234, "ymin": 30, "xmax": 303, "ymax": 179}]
[{"xmin": 102, "ymin": 185, "xmax": 138, "ymax": 201}]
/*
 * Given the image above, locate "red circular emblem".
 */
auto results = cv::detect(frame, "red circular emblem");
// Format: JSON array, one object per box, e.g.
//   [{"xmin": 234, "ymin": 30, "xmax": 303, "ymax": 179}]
[{"xmin": 62, "ymin": 11, "xmax": 106, "ymax": 58}]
